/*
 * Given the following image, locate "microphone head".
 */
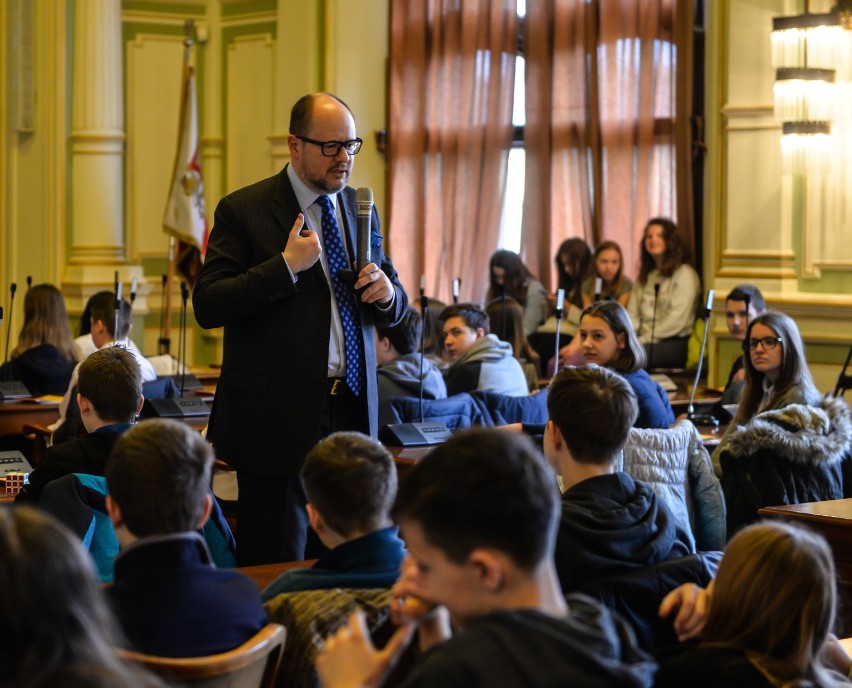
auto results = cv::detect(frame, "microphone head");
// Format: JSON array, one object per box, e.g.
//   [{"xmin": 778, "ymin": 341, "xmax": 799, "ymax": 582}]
[
  {"xmin": 181, "ymin": 281, "xmax": 189, "ymax": 300},
  {"xmin": 10, "ymin": 283, "xmax": 16, "ymax": 295},
  {"xmin": 653, "ymin": 282, "xmax": 660, "ymax": 295},
  {"xmin": 704, "ymin": 289, "xmax": 715, "ymax": 313},
  {"xmin": 26, "ymin": 276, "xmax": 32, "ymax": 289},
  {"xmin": 356, "ymin": 187, "xmax": 374, "ymax": 216},
  {"xmin": 0, "ymin": 305, "xmax": 3, "ymax": 320},
  {"xmin": 161, "ymin": 274, "xmax": 168, "ymax": 287}
]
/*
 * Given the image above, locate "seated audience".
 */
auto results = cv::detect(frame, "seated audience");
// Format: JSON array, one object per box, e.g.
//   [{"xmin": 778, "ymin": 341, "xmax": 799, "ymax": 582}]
[
  {"xmin": 16, "ymin": 347, "xmax": 143, "ymax": 505},
  {"xmin": 545, "ymin": 365, "xmax": 691, "ymax": 593},
  {"xmin": 0, "ymin": 283, "xmax": 80, "ymax": 395},
  {"xmin": 105, "ymin": 419, "xmax": 267, "ymax": 657},
  {"xmin": 0, "ymin": 506, "xmax": 162, "ymax": 687},
  {"xmin": 316, "ymin": 429, "xmax": 656, "ymax": 688},
  {"xmin": 715, "ymin": 311, "xmax": 850, "ymax": 535},
  {"xmin": 627, "ymin": 218, "xmax": 701, "ymax": 369},
  {"xmin": 376, "ymin": 307, "xmax": 447, "ymax": 427},
  {"xmin": 76, "ymin": 290, "xmax": 153, "ymax": 377},
  {"xmin": 719, "ymin": 284, "xmax": 766, "ymax": 406},
  {"xmin": 440, "ymin": 303, "xmax": 529, "ymax": 397},
  {"xmin": 554, "ymin": 237, "xmax": 593, "ymax": 309},
  {"xmin": 261, "ymin": 431, "xmax": 405, "ymax": 601},
  {"xmin": 485, "ymin": 296, "xmax": 541, "ymax": 391},
  {"xmin": 486, "ymin": 249, "xmax": 549, "ymax": 335},
  {"xmin": 657, "ymin": 522, "xmax": 852, "ymax": 687},
  {"xmin": 581, "ymin": 240, "xmax": 632, "ymax": 307}
]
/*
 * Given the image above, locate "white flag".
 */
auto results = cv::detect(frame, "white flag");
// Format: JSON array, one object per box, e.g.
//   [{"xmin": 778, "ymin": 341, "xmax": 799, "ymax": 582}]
[{"xmin": 163, "ymin": 67, "xmax": 207, "ymax": 252}]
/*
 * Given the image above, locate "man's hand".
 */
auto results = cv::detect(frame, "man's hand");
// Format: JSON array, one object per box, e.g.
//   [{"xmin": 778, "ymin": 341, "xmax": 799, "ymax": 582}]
[
  {"xmin": 390, "ymin": 556, "xmax": 452, "ymax": 651},
  {"xmin": 658, "ymin": 581, "xmax": 713, "ymax": 642},
  {"xmin": 315, "ymin": 610, "xmax": 414, "ymax": 688},
  {"xmin": 282, "ymin": 213, "xmax": 321, "ymax": 274},
  {"xmin": 355, "ymin": 262, "xmax": 394, "ymax": 305}
]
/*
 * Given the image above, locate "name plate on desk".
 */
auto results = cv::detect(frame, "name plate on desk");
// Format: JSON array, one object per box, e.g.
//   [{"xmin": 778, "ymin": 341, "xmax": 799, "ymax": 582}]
[
  {"xmin": 0, "ymin": 380, "xmax": 32, "ymax": 400},
  {"xmin": 142, "ymin": 397, "xmax": 211, "ymax": 418}
]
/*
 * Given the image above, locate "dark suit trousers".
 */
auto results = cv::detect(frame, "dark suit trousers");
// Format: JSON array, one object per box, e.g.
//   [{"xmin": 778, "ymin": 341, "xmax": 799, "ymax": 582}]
[{"xmin": 235, "ymin": 380, "xmax": 369, "ymax": 565}]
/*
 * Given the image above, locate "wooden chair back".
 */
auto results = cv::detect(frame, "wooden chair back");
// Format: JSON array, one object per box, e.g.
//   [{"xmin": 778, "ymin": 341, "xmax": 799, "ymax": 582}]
[{"xmin": 117, "ymin": 623, "xmax": 285, "ymax": 687}]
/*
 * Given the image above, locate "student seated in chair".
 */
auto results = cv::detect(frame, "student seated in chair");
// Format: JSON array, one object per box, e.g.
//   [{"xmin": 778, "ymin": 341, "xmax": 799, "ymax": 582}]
[
  {"xmin": 16, "ymin": 346, "xmax": 143, "ymax": 505},
  {"xmin": 376, "ymin": 307, "xmax": 447, "ymax": 428},
  {"xmin": 439, "ymin": 302, "xmax": 529, "ymax": 397},
  {"xmin": 544, "ymin": 365, "xmax": 692, "ymax": 593},
  {"xmin": 261, "ymin": 431, "xmax": 406, "ymax": 601},
  {"xmin": 316, "ymin": 429, "xmax": 655, "ymax": 688},
  {"xmin": 105, "ymin": 419, "xmax": 267, "ymax": 658}
]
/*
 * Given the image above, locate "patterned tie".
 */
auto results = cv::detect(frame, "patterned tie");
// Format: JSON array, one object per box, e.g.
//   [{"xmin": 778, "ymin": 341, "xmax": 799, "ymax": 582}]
[{"xmin": 317, "ymin": 194, "xmax": 364, "ymax": 396}]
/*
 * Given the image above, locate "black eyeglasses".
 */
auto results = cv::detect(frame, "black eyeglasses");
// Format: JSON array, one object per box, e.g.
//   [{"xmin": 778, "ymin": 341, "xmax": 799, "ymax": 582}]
[
  {"xmin": 296, "ymin": 136, "xmax": 363, "ymax": 157},
  {"xmin": 744, "ymin": 336, "xmax": 783, "ymax": 351}
]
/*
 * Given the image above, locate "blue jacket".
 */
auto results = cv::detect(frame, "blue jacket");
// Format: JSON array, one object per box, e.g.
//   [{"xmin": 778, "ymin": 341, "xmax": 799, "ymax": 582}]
[
  {"xmin": 619, "ymin": 369, "xmax": 675, "ymax": 429},
  {"xmin": 261, "ymin": 526, "xmax": 406, "ymax": 601},
  {"xmin": 108, "ymin": 532, "xmax": 267, "ymax": 657}
]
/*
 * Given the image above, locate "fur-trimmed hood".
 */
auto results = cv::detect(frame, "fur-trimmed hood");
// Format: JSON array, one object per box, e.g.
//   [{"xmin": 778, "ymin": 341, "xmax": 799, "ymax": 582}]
[{"xmin": 724, "ymin": 396, "xmax": 852, "ymax": 466}]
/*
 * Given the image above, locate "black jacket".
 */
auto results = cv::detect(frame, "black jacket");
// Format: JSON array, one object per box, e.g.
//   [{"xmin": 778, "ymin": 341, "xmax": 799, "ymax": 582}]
[{"xmin": 720, "ymin": 396, "xmax": 852, "ymax": 536}]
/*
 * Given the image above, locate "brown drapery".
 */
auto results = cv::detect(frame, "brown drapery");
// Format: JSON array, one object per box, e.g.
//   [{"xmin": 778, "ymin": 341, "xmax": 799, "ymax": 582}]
[
  {"xmin": 523, "ymin": 0, "xmax": 694, "ymax": 292},
  {"xmin": 387, "ymin": 0, "xmax": 518, "ymax": 304}
]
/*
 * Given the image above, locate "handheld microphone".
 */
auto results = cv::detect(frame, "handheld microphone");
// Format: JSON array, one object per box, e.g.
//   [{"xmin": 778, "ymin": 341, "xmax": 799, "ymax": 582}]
[
  {"xmin": 687, "ymin": 289, "xmax": 718, "ymax": 427},
  {"xmin": 158, "ymin": 274, "xmax": 169, "ymax": 356},
  {"xmin": 594, "ymin": 277, "xmax": 602, "ymax": 304},
  {"xmin": 356, "ymin": 187, "xmax": 373, "ymax": 271},
  {"xmin": 378, "ymin": 276, "xmax": 451, "ymax": 447},
  {"xmin": 452, "ymin": 278, "xmax": 461, "ymax": 304},
  {"xmin": 4, "ymin": 283, "xmax": 17, "ymax": 364},
  {"xmin": 647, "ymin": 283, "xmax": 661, "ymax": 370},
  {"xmin": 553, "ymin": 288, "xmax": 565, "ymax": 375}
]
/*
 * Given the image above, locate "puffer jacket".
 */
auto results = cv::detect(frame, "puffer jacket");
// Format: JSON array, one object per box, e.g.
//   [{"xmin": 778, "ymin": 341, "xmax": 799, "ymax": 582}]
[
  {"xmin": 618, "ymin": 420, "xmax": 727, "ymax": 552},
  {"xmin": 720, "ymin": 396, "xmax": 852, "ymax": 537}
]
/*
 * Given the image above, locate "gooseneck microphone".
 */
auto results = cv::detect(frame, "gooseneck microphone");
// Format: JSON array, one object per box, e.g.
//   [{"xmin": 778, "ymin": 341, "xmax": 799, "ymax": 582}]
[
  {"xmin": 4, "ymin": 283, "xmax": 17, "ymax": 364},
  {"xmin": 418, "ymin": 274, "xmax": 427, "ymax": 424},
  {"xmin": 687, "ymin": 290, "xmax": 718, "ymax": 427},
  {"xmin": 647, "ymin": 283, "xmax": 661, "ymax": 369},
  {"xmin": 179, "ymin": 281, "xmax": 190, "ymax": 395},
  {"xmin": 553, "ymin": 288, "xmax": 565, "ymax": 375},
  {"xmin": 158, "ymin": 274, "xmax": 169, "ymax": 356}
]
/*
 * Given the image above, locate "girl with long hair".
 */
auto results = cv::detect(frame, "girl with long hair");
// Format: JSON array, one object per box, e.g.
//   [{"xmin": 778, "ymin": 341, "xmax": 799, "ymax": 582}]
[
  {"xmin": 657, "ymin": 521, "xmax": 851, "ymax": 687},
  {"xmin": 554, "ymin": 238, "xmax": 593, "ymax": 309},
  {"xmin": 581, "ymin": 240, "xmax": 632, "ymax": 308},
  {"xmin": 0, "ymin": 283, "xmax": 80, "ymax": 395},
  {"xmin": 485, "ymin": 296, "xmax": 542, "ymax": 392},
  {"xmin": 626, "ymin": 218, "xmax": 701, "ymax": 369},
  {"xmin": 486, "ymin": 250, "xmax": 548, "ymax": 335}
]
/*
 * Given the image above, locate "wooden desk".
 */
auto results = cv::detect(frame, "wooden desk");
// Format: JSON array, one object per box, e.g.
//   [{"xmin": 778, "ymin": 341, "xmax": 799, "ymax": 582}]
[
  {"xmin": 237, "ymin": 559, "xmax": 317, "ymax": 592},
  {"xmin": 0, "ymin": 400, "xmax": 60, "ymax": 437},
  {"xmin": 760, "ymin": 499, "xmax": 852, "ymax": 635}
]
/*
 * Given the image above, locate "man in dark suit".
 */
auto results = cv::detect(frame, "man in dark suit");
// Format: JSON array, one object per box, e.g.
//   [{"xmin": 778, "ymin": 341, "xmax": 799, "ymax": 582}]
[{"xmin": 193, "ymin": 92, "xmax": 408, "ymax": 565}]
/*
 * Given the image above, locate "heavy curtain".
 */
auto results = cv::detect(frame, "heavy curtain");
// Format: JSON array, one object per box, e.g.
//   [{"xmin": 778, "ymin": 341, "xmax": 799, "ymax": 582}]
[
  {"xmin": 387, "ymin": 0, "xmax": 518, "ymax": 303},
  {"xmin": 523, "ymin": 0, "xmax": 694, "ymax": 292}
]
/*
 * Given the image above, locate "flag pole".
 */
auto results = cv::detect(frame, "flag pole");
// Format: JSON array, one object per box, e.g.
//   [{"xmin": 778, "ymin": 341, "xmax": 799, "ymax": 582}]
[{"xmin": 159, "ymin": 20, "xmax": 195, "ymax": 358}]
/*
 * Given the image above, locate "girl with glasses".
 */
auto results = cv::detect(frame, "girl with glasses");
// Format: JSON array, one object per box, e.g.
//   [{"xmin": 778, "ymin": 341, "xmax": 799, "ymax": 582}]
[{"xmin": 714, "ymin": 311, "xmax": 851, "ymax": 536}]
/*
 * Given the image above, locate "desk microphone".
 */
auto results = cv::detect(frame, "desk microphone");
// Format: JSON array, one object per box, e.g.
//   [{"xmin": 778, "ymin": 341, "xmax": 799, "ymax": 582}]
[
  {"xmin": 4, "ymin": 283, "xmax": 17, "ymax": 364},
  {"xmin": 687, "ymin": 289, "xmax": 718, "ymax": 427},
  {"xmin": 114, "ymin": 282, "xmax": 123, "ymax": 346},
  {"xmin": 647, "ymin": 282, "xmax": 660, "ymax": 369},
  {"xmin": 158, "ymin": 274, "xmax": 169, "ymax": 355},
  {"xmin": 553, "ymin": 288, "xmax": 565, "ymax": 374},
  {"xmin": 452, "ymin": 278, "xmax": 460, "ymax": 304},
  {"xmin": 378, "ymin": 276, "xmax": 451, "ymax": 447}
]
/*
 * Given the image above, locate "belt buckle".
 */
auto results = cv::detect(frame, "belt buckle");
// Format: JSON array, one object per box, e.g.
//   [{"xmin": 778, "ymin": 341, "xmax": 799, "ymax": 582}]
[{"xmin": 330, "ymin": 378, "xmax": 342, "ymax": 396}]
